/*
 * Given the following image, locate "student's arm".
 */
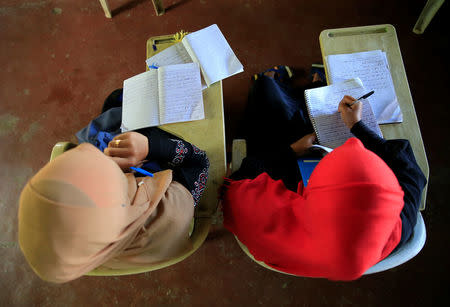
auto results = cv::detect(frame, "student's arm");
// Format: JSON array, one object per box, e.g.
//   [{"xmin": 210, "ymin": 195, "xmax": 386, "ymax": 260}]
[
  {"xmin": 339, "ymin": 96, "xmax": 427, "ymax": 244},
  {"xmin": 139, "ymin": 128, "xmax": 209, "ymax": 206},
  {"xmin": 230, "ymin": 133, "xmax": 316, "ymax": 192},
  {"xmin": 230, "ymin": 145, "xmax": 298, "ymax": 181},
  {"xmin": 105, "ymin": 128, "xmax": 209, "ymax": 206}
]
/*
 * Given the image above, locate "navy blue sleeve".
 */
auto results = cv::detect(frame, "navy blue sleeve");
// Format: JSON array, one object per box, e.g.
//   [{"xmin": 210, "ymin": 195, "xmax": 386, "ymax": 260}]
[
  {"xmin": 136, "ymin": 127, "xmax": 209, "ymax": 206},
  {"xmin": 351, "ymin": 121, "xmax": 427, "ymax": 245},
  {"xmin": 230, "ymin": 145, "xmax": 302, "ymax": 192}
]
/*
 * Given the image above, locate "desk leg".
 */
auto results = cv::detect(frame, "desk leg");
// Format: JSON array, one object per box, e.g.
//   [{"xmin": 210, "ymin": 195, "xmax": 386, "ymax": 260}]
[
  {"xmin": 231, "ymin": 139, "xmax": 247, "ymax": 174},
  {"xmin": 413, "ymin": 0, "xmax": 445, "ymax": 34},
  {"xmin": 99, "ymin": 0, "xmax": 112, "ymax": 18},
  {"xmin": 152, "ymin": 0, "xmax": 165, "ymax": 16}
]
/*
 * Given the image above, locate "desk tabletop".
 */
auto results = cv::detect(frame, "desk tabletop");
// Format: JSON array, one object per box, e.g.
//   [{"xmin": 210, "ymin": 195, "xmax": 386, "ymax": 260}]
[
  {"xmin": 320, "ymin": 24, "xmax": 429, "ymax": 210},
  {"xmin": 146, "ymin": 35, "xmax": 226, "ymax": 216}
]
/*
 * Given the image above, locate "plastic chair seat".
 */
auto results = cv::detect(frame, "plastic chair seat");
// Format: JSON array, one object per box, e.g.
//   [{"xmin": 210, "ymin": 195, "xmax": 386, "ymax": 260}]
[{"xmin": 50, "ymin": 142, "xmax": 212, "ymax": 276}]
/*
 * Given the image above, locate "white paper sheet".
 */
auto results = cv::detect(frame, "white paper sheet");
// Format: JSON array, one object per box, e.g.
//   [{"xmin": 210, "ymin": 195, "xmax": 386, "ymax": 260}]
[
  {"xmin": 158, "ymin": 63, "xmax": 204, "ymax": 124},
  {"xmin": 305, "ymin": 78, "xmax": 382, "ymax": 149},
  {"xmin": 122, "ymin": 70, "xmax": 159, "ymax": 131},
  {"xmin": 145, "ymin": 42, "xmax": 208, "ymax": 89},
  {"xmin": 182, "ymin": 24, "xmax": 243, "ymax": 86},
  {"xmin": 145, "ymin": 43, "xmax": 192, "ymax": 68},
  {"xmin": 326, "ymin": 50, "xmax": 402, "ymax": 124},
  {"xmin": 310, "ymin": 144, "xmax": 333, "ymax": 153}
]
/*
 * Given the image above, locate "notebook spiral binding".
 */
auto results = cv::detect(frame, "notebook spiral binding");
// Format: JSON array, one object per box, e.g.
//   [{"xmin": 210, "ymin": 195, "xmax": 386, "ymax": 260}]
[{"xmin": 304, "ymin": 91, "xmax": 322, "ymax": 145}]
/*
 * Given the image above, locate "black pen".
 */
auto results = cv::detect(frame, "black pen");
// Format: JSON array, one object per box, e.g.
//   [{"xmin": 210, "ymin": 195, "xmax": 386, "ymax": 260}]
[{"xmin": 348, "ymin": 90, "xmax": 375, "ymax": 107}]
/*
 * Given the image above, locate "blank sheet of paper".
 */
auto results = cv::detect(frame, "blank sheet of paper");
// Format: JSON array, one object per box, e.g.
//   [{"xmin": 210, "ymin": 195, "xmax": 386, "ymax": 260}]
[
  {"xmin": 122, "ymin": 70, "xmax": 159, "ymax": 131},
  {"xmin": 158, "ymin": 63, "xmax": 204, "ymax": 125},
  {"xmin": 326, "ymin": 50, "xmax": 402, "ymax": 124},
  {"xmin": 183, "ymin": 24, "xmax": 243, "ymax": 86},
  {"xmin": 305, "ymin": 78, "xmax": 382, "ymax": 149}
]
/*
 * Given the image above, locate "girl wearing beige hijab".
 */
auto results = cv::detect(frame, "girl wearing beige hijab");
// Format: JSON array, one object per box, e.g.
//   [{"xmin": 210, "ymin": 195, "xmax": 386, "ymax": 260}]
[{"xmin": 19, "ymin": 90, "xmax": 209, "ymax": 283}]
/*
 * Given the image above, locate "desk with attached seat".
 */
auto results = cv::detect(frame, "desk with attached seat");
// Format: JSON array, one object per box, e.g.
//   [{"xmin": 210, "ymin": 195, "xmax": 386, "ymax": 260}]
[
  {"xmin": 320, "ymin": 24, "xmax": 429, "ymax": 210},
  {"xmin": 51, "ymin": 32, "xmax": 226, "ymax": 276},
  {"xmin": 230, "ymin": 25, "xmax": 429, "ymax": 275}
]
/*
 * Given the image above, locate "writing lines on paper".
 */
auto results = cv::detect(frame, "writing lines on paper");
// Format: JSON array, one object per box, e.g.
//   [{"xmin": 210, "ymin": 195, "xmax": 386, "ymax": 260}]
[
  {"xmin": 330, "ymin": 52, "xmax": 390, "ymax": 89},
  {"xmin": 326, "ymin": 50, "xmax": 402, "ymax": 123},
  {"xmin": 158, "ymin": 63, "xmax": 204, "ymax": 125},
  {"xmin": 145, "ymin": 43, "xmax": 192, "ymax": 69},
  {"xmin": 309, "ymin": 82, "xmax": 364, "ymax": 116},
  {"xmin": 306, "ymin": 79, "xmax": 381, "ymax": 149},
  {"xmin": 313, "ymin": 100, "xmax": 379, "ymax": 149},
  {"xmin": 313, "ymin": 112, "xmax": 350, "ymax": 149},
  {"xmin": 122, "ymin": 70, "xmax": 159, "ymax": 131},
  {"xmin": 146, "ymin": 42, "xmax": 208, "ymax": 89}
]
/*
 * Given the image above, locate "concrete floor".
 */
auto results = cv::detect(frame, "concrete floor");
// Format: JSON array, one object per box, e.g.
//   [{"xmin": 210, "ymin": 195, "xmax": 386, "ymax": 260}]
[{"xmin": 1, "ymin": 0, "xmax": 449, "ymax": 306}]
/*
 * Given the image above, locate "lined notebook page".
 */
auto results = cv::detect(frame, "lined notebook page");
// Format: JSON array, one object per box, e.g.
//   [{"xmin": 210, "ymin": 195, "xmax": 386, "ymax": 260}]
[
  {"xmin": 145, "ymin": 43, "xmax": 208, "ymax": 89},
  {"xmin": 158, "ymin": 63, "xmax": 204, "ymax": 125},
  {"xmin": 182, "ymin": 24, "xmax": 243, "ymax": 86},
  {"xmin": 304, "ymin": 78, "xmax": 382, "ymax": 149},
  {"xmin": 122, "ymin": 70, "xmax": 159, "ymax": 131},
  {"xmin": 326, "ymin": 50, "xmax": 402, "ymax": 124},
  {"xmin": 145, "ymin": 43, "xmax": 192, "ymax": 68}
]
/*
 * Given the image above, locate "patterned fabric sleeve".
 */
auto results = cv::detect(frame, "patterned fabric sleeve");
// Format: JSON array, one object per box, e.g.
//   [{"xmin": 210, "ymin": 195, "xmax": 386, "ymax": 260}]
[{"xmin": 135, "ymin": 127, "xmax": 210, "ymax": 206}]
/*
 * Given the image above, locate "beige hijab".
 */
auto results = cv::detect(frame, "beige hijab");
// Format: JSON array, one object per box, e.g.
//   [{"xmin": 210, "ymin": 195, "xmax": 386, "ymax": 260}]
[{"xmin": 19, "ymin": 143, "xmax": 194, "ymax": 283}]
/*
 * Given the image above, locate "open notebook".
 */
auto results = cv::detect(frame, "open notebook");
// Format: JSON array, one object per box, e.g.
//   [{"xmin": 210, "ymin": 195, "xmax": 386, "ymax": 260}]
[
  {"xmin": 326, "ymin": 50, "xmax": 402, "ymax": 124},
  {"xmin": 145, "ymin": 24, "xmax": 243, "ymax": 87},
  {"xmin": 304, "ymin": 78, "xmax": 382, "ymax": 149},
  {"xmin": 121, "ymin": 63, "xmax": 204, "ymax": 132}
]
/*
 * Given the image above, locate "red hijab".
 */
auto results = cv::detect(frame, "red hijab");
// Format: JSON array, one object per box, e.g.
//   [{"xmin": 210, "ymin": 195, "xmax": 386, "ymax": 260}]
[{"xmin": 223, "ymin": 138, "xmax": 404, "ymax": 280}]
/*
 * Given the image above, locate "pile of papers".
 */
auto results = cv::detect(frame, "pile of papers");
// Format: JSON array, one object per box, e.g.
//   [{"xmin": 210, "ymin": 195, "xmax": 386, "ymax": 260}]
[
  {"xmin": 122, "ymin": 24, "xmax": 244, "ymax": 131},
  {"xmin": 326, "ymin": 50, "xmax": 402, "ymax": 124}
]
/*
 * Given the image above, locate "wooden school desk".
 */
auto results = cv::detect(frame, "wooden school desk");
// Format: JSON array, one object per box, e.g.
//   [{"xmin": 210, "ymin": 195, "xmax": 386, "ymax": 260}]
[
  {"xmin": 146, "ymin": 34, "xmax": 226, "ymax": 218},
  {"xmin": 320, "ymin": 24, "xmax": 429, "ymax": 210}
]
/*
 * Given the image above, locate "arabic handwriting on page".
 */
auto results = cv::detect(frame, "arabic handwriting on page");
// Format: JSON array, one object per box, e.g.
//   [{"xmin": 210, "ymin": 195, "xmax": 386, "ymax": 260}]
[
  {"xmin": 326, "ymin": 50, "xmax": 401, "ymax": 123},
  {"xmin": 312, "ymin": 98, "xmax": 381, "ymax": 149},
  {"xmin": 306, "ymin": 79, "xmax": 381, "ymax": 148},
  {"xmin": 122, "ymin": 70, "xmax": 159, "ymax": 131},
  {"xmin": 145, "ymin": 43, "xmax": 192, "ymax": 68},
  {"xmin": 147, "ymin": 42, "xmax": 208, "ymax": 89},
  {"xmin": 158, "ymin": 63, "xmax": 204, "ymax": 125}
]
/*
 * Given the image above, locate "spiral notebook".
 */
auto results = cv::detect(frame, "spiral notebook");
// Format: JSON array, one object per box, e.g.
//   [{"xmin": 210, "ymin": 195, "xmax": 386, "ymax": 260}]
[{"xmin": 304, "ymin": 78, "xmax": 382, "ymax": 149}]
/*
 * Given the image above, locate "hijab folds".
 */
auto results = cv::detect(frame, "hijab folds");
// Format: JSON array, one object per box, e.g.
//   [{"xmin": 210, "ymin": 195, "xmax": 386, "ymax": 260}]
[
  {"xmin": 223, "ymin": 138, "xmax": 405, "ymax": 280},
  {"xmin": 19, "ymin": 143, "xmax": 194, "ymax": 283}
]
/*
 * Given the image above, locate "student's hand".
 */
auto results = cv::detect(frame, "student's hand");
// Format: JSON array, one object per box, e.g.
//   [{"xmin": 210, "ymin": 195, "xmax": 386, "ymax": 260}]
[
  {"xmin": 338, "ymin": 95, "xmax": 362, "ymax": 129},
  {"xmin": 104, "ymin": 132, "xmax": 149, "ymax": 170},
  {"xmin": 290, "ymin": 133, "xmax": 317, "ymax": 157}
]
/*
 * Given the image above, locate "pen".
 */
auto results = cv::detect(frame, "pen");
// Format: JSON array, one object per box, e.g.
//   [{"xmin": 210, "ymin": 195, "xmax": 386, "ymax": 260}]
[
  {"xmin": 130, "ymin": 167, "xmax": 154, "ymax": 177},
  {"xmin": 348, "ymin": 90, "xmax": 375, "ymax": 107}
]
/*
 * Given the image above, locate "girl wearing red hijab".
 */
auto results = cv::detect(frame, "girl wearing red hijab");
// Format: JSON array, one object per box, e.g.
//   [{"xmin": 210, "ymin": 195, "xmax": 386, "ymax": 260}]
[{"xmin": 222, "ymin": 68, "xmax": 427, "ymax": 280}]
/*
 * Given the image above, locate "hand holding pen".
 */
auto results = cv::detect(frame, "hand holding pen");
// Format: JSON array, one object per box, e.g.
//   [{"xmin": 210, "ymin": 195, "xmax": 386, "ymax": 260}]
[
  {"xmin": 337, "ymin": 91, "xmax": 374, "ymax": 129},
  {"xmin": 347, "ymin": 90, "xmax": 374, "ymax": 107},
  {"xmin": 338, "ymin": 95, "xmax": 364, "ymax": 129},
  {"xmin": 104, "ymin": 132, "xmax": 149, "ymax": 171}
]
